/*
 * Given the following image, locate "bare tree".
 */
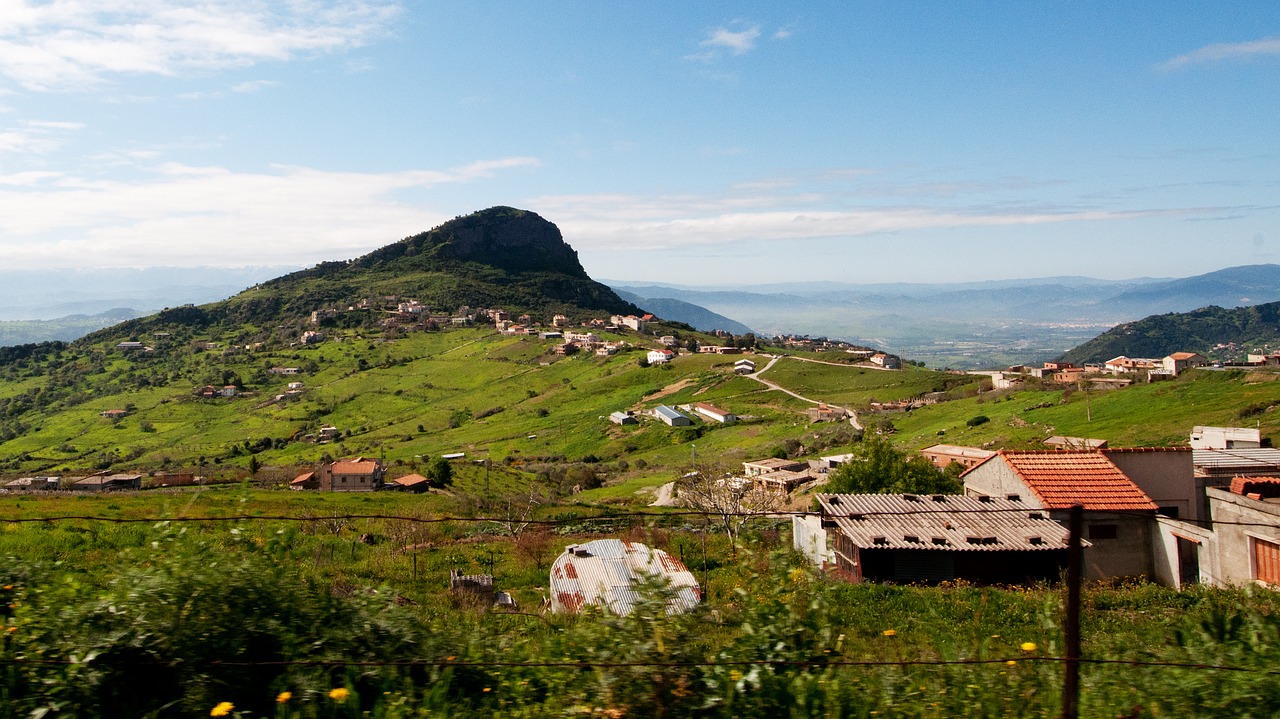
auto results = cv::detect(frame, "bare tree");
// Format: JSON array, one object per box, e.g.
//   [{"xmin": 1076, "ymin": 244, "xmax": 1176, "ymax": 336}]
[{"xmin": 674, "ymin": 462, "xmax": 781, "ymax": 552}]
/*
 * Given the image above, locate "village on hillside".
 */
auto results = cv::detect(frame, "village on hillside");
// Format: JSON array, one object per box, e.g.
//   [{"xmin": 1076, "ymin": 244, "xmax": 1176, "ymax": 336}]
[{"xmin": 11, "ymin": 290, "xmax": 1280, "ymax": 615}]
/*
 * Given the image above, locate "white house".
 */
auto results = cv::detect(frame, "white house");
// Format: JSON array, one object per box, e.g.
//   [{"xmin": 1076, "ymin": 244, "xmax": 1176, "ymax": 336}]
[{"xmin": 647, "ymin": 349, "xmax": 674, "ymax": 365}]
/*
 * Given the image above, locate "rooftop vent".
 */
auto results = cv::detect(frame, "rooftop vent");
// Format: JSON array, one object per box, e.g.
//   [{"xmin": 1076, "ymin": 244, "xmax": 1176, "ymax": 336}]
[
  {"xmin": 931, "ymin": 494, "xmax": 946, "ymax": 502},
  {"xmin": 904, "ymin": 494, "xmax": 919, "ymax": 502},
  {"xmin": 904, "ymin": 534, "xmax": 920, "ymax": 543},
  {"xmin": 977, "ymin": 495, "xmax": 992, "ymax": 503},
  {"xmin": 1006, "ymin": 493, "xmax": 1021, "ymax": 502},
  {"xmin": 872, "ymin": 536, "xmax": 888, "ymax": 545},
  {"xmin": 1029, "ymin": 512, "xmax": 1045, "ymax": 520},
  {"xmin": 931, "ymin": 536, "xmax": 948, "ymax": 545},
  {"xmin": 1027, "ymin": 536, "xmax": 1044, "ymax": 545}
]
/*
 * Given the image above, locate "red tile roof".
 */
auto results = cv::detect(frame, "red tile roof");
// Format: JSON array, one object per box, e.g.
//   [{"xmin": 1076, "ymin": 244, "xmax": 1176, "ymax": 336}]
[
  {"xmin": 290, "ymin": 471, "xmax": 314, "ymax": 485},
  {"xmin": 330, "ymin": 461, "xmax": 379, "ymax": 475},
  {"xmin": 1230, "ymin": 476, "xmax": 1280, "ymax": 499},
  {"xmin": 980, "ymin": 450, "xmax": 1157, "ymax": 512},
  {"xmin": 393, "ymin": 473, "xmax": 430, "ymax": 487}
]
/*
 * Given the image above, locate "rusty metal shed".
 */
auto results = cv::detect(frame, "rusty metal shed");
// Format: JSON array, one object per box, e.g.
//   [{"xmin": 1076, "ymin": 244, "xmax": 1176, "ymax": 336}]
[{"xmin": 549, "ymin": 539, "xmax": 700, "ymax": 615}]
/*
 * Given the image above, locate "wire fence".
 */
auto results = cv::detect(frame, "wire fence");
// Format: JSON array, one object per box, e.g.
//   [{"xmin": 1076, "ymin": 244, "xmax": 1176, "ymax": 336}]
[{"xmin": 2, "ymin": 502, "xmax": 1278, "ymax": 717}]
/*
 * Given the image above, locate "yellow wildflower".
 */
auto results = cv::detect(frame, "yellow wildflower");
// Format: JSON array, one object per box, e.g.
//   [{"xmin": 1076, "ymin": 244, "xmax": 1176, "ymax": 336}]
[
  {"xmin": 1020, "ymin": 642, "xmax": 1037, "ymax": 652},
  {"xmin": 882, "ymin": 629, "xmax": 896, "ymax": 637},
  {"xmin": 329, "ymin": 687, "xmax": 350, "ymax": 702},
  {"xmin": 483, "ymin": 687, "xmax": 491, "ymax": 693},
  {"xmin": 1007, "ymin": 660, "xmax": 1017, "ymax": 666},
  {"xmin": 275, "ymin": 692, "xmax": 291, "ymax": 703},
  {"xmin": 729, "ymin": 669, "xmax": 743, "ymax": 681},
  {"xmin": 210, "ymin": 702, "xmax": 234, "ymax": 717}
]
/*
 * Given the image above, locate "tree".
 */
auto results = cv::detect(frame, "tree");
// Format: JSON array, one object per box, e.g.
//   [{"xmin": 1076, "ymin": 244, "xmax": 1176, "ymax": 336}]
[
  {"xmin": 675, "ymin": 461, "xmax": 781, "ymax": 554},
  {"xmin": 247, "ymin": 454, "xmax": 261, "ymax": 477},
  {"xmin": 826, "ymin": 435, "xmax": 961, "ymax": 495},
  {"xmin": 425, "ymin": 456, "xmax": 453, "ymax": 488}
]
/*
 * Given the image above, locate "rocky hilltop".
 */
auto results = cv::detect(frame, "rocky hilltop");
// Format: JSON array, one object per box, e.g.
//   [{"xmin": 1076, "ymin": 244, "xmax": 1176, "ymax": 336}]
[{"xmin": 81, "ymin": 207, "xmax": 640, "ymax": 343}]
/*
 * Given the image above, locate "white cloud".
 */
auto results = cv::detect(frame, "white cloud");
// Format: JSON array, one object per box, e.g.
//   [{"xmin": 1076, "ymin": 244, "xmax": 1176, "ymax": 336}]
[
  {"xmin": 0, "ymin": 118, "xmax": 82, "ymax": 153},
  {"xmin": 0, "ymin": 1, "xmax": 402, "ymax": 91},
  {"xmin": 0, "ymin": 156, "xmax": 539, "ymax": 268},
  {"xmin": 687, "ymin": 24, "xmax": 764, "ymax": 62},
  {"xmin": 526, "ymin": 191, "xmax": 1201, "ymax": 252},
  {"xmin": 231, "ymin": 79, "xmax": 278, "ymax": 93},
  {"xmin": 701, "ymin": 25, "xmax": 761, "ymax": 55},
  {"xmin": 1162, "ymin": 36, "xmax": 1280, "ymax": 69}
]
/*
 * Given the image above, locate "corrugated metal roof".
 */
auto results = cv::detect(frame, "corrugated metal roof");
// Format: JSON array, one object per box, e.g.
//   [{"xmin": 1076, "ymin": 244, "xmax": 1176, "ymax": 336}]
[
  {"xmin": 971, "ymin": 451, "xmax": 1157, "ymax": 512},
  {"xmin": 1193, "ymin": 448, "xmax": 1280, "ymax": 469},
  {"xmin": 652, "ymin": 405, "xmax": 687, "ymax": 422},
  {"xmin": 549, "ymin": 539, "xmax": 700, "ymax": 615},
  {"xmin": 817, "ymin": 493, "xmax": 1078, "ymax": 551}
]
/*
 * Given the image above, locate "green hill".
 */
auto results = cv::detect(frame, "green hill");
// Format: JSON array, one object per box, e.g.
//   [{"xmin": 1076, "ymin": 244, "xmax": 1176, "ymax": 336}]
[
  {"xmin": 1059, "ymin": 301, "xmax": 1280, "ymax": 364},
  {"xmin": 83, "ymin": 206, "xmax": 641, "ymax": 345}
]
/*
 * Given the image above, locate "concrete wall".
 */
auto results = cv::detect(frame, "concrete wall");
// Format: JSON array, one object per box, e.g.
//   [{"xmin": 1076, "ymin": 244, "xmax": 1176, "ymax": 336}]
[
  {"xmin": 1048, "ymin": 510, "xmax": 1155, "ymax": 581},
  {"xmin": 962, "ymin": 461, "xmax": 1044, "ymax": 507},
  {"xmin": 1207, "ymin": 488, "xmax": 1280, "ymax": 586},
  {"xmin": 1152, "ymin": 517, "xmax": 1217, "ymax": 588},
  {"xmin": 792, "ymin": 515, "xmax": 832, "ymax": 569},
  {"xmin": 1105, "ymin": 449, "xmax": 1198, "ymax": 522}
]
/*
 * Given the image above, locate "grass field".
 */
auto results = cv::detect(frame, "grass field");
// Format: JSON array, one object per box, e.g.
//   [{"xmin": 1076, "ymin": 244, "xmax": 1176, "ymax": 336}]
[{"xmin": 1, "ymin": 487, "xmax": 1279, "ymax": 718}]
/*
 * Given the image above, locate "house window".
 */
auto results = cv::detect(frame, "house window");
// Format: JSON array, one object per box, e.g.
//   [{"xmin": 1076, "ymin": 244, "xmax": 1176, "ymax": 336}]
[
  {"xmin": 1088, "ymin": 524, "xmax": 1118, "ymax": 540},
  {"xmin": 1157, "ymin": 506, "xmax": 1180, "ymax": 518},
  {"xmin": 1253, "ymin": 537, "xmax": 1280, "ymax": 585}
]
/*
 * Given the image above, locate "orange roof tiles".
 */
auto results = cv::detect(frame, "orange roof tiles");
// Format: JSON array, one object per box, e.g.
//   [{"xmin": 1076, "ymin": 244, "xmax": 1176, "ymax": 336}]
[
  {"xmin": 988, "ymin": 450, "xmax": 1157, "ymax": 512},
  {"xmin": 330, "ymin": 461, "xmax": 379, "ymax": 475}
]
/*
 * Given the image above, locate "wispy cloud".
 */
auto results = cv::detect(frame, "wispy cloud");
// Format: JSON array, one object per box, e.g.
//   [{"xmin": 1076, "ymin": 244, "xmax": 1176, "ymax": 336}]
[
  {"xmin": 231, "ymin": 79, "xmax": 278, "ymax": 93},
  {"xmin": 1162, "ymin": 36, "xmax": 1280, "ymax": 70},
  {"xmin": 0, "ymin": 156, "xmax": 539, "ymax": 268},
  {"xmin": 526, "ymin": 188, "xmax": 1212, "ymax": 253},
  {"xmin": 0, "ymin": 1, "xmax": 402, "ymax": 91},
  {"xmin": 0, "ymin": 118, "xmax": 82, "ymax": 153},
  {"xmin": 702, "ymin": 25, "xmax": 761, "ymax": 55},
  {"xmin": 686, "ymin": 23, "xmax": 767, "ymax": 62}
]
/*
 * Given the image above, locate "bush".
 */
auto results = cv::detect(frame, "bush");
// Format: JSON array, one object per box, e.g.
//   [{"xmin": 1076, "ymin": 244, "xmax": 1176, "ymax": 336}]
[{"xmin": 966, "ymin": 415, "xmax": 990, "ymax": 427}]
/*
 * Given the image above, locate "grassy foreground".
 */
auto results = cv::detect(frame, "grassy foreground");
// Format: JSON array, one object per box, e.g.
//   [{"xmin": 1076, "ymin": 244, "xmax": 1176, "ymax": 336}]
[{"xmin": 1, "ymin": 488, "xmax": 1279, "ymax": 718}]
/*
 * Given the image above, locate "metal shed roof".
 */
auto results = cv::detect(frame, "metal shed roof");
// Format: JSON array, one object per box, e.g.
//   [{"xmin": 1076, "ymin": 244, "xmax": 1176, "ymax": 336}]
[
  {"xmin": 549, "ymin": 539, "xmax": 700, "ymax": 615},
  {"xmin": 817, "ymin": 493, "xmax": 1078, "ymax": 552},
  {"xmin": 652, "ymin": 405, "xmax": 688, "ymax": 422}
]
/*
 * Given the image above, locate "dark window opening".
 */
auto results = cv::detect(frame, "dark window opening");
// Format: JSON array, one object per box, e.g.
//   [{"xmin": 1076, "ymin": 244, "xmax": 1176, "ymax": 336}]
[{"xmin": 1088, "ymin": 524, "xmax": 1118, "ymax": 540}]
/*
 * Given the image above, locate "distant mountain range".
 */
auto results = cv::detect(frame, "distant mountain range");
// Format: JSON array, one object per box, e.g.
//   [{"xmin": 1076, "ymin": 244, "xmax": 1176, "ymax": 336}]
[
  {"xmin": 612, "ymin": 291, "xmax": 754, "ymax": 336},
  {"xmin": 607, "ymin": 264, "xmax": 1280, "ymax": 368}
]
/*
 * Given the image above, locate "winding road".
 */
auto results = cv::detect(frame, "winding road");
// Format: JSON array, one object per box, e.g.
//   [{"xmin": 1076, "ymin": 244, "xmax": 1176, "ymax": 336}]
[{"xmin": 746, "ymin": 355, "xmax": 863, "ymax": 430}]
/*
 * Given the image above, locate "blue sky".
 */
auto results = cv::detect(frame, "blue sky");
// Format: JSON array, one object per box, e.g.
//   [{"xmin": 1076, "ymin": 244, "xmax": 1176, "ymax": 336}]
[{"xmin": 0, "ymin": 1, "xmax": 1277, "ymax": 284}]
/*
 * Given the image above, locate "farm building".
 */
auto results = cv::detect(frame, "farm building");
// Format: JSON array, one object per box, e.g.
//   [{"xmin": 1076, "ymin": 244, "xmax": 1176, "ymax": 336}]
[
  {"xmin": 691, "ymin": 402, "xmax": 736, "ymax": 424},
  {"xmin": 391, "ymin": 473, "xmax": 431, "ymax": 492},
  {"xmin": 549, "ymin": 539, "xmax": 700, "ymax": 615},
  {"xmin": 71, "ymin": 474, "xmax": 143, "ymax": 492},
  {"xmin": 794, "ymin": 493, "xmax": 1076, "ymax": 584},
  {"xmin": 610, "ymin": 411, "xmax": 638, "ymax": 425},
  {"xmin": 919, "ymin": 444, "xmax": 996, "ymax": 470},
  {"xmin": 291, "ymin": 458, "xmax": 385, "ymax": 492},
  {"xmin": 5, "ymin": 476, "xmax": 61, "ymax": 491},
  {"xmin": 652, "ymin": 405, "xmax": 691, "ymax": 426}
]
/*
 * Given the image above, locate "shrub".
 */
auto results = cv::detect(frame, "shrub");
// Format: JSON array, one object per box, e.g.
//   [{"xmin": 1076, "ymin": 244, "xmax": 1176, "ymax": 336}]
[{"xmin": 966, "ymin": 415, "xmax": 990, "ymax": 427}]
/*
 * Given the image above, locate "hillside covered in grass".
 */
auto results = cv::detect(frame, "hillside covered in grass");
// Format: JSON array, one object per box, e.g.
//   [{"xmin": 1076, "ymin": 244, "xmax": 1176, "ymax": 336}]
[{"xmin": 1060, "ymin": 301, "xmax": 1280, "ymax": 364}]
